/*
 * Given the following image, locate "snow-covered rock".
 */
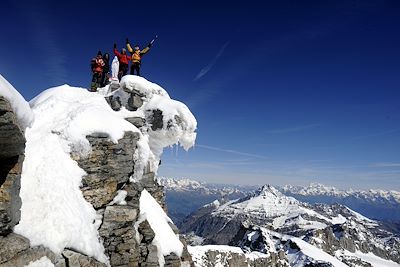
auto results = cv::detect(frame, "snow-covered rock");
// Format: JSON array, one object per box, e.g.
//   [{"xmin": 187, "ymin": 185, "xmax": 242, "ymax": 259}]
[
  {"xmin": 0, "ymin": 75, "xmax": 34, "ymax": 129},
  {"xmin": 0, "ymin": 75, "xmax": 197, "ymax": 267}
]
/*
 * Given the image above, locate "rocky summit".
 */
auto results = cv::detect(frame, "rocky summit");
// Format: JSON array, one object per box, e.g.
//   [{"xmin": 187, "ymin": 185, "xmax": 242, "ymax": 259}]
[{"xmin": 0, "ymin": 76, "xmax": 196, "ymax": 267}]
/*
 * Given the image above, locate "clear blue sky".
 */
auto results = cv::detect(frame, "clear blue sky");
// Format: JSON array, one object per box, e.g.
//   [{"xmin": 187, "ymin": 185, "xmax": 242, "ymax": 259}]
[{"xmin": 1, "ymin": 0, "xmax": 399, "ymax": 190}]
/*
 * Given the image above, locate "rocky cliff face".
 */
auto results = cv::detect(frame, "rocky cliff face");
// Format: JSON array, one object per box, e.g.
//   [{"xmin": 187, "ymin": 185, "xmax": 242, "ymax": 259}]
[
  {"xmin": 0, "ymin": 77, "xmax": 196, "ymax": 267},
  {"xmin": 0, "ymin": 96, "xmax": 25, "ymax": 235}
]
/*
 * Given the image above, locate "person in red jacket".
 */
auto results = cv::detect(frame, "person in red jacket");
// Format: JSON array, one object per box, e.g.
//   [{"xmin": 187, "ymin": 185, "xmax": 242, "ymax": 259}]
[
  {"xmin": 90, "ymin": 51, "xmax": 105, "ymax": 91},
  {"xmin": 113, "ymin": 43, "xmax": 131, "ymax": 80}
]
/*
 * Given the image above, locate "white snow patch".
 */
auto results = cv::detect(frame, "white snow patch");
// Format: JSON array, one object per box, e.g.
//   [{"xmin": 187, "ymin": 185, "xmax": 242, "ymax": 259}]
[
  {"xmin": 24, "ymin": 256, "xmax": 54, "ymax": 267},
  {"xmin": 287, "ymin": 236, "xmax": 348, "ymax": 267},
  {"xmin": 346, "ymin": 207, "xmax": 378, "ymax": 225},
  {"xmin": 109, "ymin": 190, "xmax": 128, "ymax": 205},
  {"xmin": 120, "ymin": 75, "xmax": 169, "ymax": 98},
  {"xmin": 188, "ymin": 245, "xmax": 269, "ymax": 267},
  {"xmin": 0, "ymin": 74, "xmax": 34, "ymax": 129},
  {"xmin": 138, "ymin": 189, "xmax": 183, "ymax": 266},
  {"xmin": 338, "ymin": 250, "xmax": 400, "ymax": 267},
  {"xmin": 331, "ymin": 214, "xmax": 347, "ymax": 224}
]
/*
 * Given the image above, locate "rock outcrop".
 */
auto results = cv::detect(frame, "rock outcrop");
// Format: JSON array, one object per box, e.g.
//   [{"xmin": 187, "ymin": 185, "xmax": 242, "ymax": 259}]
[
  {"xmin": 0, "ymin": 97, "xmax": 25, "ymax": 235},
  {"xmin": 0, "ymin": 77, "xmax": 196, "ymax": 266}
]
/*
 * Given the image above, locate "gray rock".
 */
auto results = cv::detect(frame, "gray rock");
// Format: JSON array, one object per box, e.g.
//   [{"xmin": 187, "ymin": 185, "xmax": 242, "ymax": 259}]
[
  {"xmin": 62, "ymin": 249, "xmax": 106, "ymax": 267},
  {"xmin": 138, "ymin": 220, "xmax": 155, "ymax": 243},
  {"xmin": 147, "ymin": 109, "xmax": 163, "ymax": 131},
  {"xmin": 145, "ymin": 244, "xmax": 159, "ymax": 266},
  {"xmin": 99, "ymin": 205, "xmax": 139, "ymax": 267},
  {"xmin": 0, "ymin": 97, "xmax": 25, "ymax": 235},
  {"xmin": 125, "ymin": 117, "xmax": 145, "ymax": 128},
  {"xmin": 0, "ymin": 233, "xmax": 30, "ymax": 264},
  {"xmin": 0, "ymin": 245, "xmax": 65, "ymax": 267},
  {"xmin": 105, "ymin": 96, "xmax": 122, "ymax": 111},
  {"xmin": 0, "ymin": 97, "xmax": 26, "ymax": 158},
  {"xmin": 75, "ymin": 132, "xmax": 140, "ymax": 208},
  {"xmin": 164, "ymin": 253, "xmax": 180, "ymax": 267},
  {"xmin": 127, "ymin": 91, "xmax": 144, "ymax": 111}
]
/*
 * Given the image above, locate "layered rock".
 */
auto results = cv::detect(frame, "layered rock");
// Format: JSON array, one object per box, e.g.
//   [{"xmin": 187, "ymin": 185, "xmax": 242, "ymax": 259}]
[{"xmin": 0, "ymin": 97, "xmax": 25, "ymax": 235}]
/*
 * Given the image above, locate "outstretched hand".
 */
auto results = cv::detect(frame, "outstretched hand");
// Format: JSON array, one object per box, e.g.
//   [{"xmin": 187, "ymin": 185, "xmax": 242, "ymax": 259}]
[
  {"xmin": 114, "ymin": 43, "xmax": 117, "ymax": 49},
  {"xmin": 126, "ymin": 38, "xmax": 129, "ymax": 44}
]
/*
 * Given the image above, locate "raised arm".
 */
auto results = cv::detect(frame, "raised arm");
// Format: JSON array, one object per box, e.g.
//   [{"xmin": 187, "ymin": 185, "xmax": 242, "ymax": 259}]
[
  {"xmin": 141, "ymin": 37, "xmax": 156, "ymax": 55},
  {"xmin": 140, "ymin": 46, "xmax": 150, "ymax": 55},
  {"xmin": 113, "ymin": 43, "xmax": 121, "ymax": 58},
  {"xmin": 126, "ymin": 38, "xmax": 134, "ymax": 53}
]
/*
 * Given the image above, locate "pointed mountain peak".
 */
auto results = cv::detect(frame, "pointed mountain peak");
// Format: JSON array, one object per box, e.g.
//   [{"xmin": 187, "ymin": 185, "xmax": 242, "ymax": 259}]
[{"xmin": 255, "ymin": 184, "xmax": 283, "ymax": 198}]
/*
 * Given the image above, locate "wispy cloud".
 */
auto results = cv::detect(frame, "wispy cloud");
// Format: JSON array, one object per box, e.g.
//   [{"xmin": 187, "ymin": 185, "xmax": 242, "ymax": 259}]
[
  {"xmin": 23, "ymin": 4, "xmax": 67, "ymax": 84},
  {"xmin": 196, "ymin": 144, "xmax": 268, "ymax": 160},
  {"xmin": 265, "ymin": 124, "xmax": 320, "ymax": 134},
  {"xmin": 194, "ymin": 41, "xmax": 230, "ymax": 81},
  {"xmin": 371, "ymin": 162, "xmax": 400, "ymax": 168},
  {"xmin": 353, "ymin": 129, "xmax": 400, "ymax": 139}
]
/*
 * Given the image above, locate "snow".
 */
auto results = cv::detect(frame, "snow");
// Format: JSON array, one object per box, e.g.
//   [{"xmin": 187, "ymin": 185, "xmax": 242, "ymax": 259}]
[
  {"xmin": 107, "ymin": 76, "xmax": 197, "ymax": 175},
  {"xmin": 138, "ymin": 189, "xmax": 183, "ymax": 266},
  {"xmin": 338, "ymin": 250, "xmax": 400, "ymax": 267},
  {"xmin": 109, "ymin": 190, "xmax": 128, "ymax": 205},
  {"xmin": 120, "ymin": 75, "xmax": 169, "ymax": 98},
  {"xmin": 331, "ymin": 214, "xmax": 347, "ymax": 224},
  {"xmin": 282, "ymin": 183, "xmax": 400, "ymax": 204},
  {"xmin": 346, "ymin": 207, "xmax": 377, "ymax": 224},
  {"xmin": 188, "ymin": 245, "xmax": 269, "ymax": 267},
  {"xmin": 145, "ymin": 94, "xmax": 197, "ymax": 151},
  {"xmin": 24, "ymin": 256, "xmax": 54, "ymax": 267},
  {"xmin": 0, "ymin": 74, "xmax": 34, "ymax": 129},
  {"xmin": 285, "ymin": 236, "xmax": 349, "ymax": 267},
  {"xmin": 214, "ymin": 185, "xmax": 301, "ymax": 219}
]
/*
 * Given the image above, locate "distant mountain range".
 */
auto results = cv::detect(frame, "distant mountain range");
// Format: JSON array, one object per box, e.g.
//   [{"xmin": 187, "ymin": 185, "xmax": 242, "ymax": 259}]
[
  {"xmin": 157, "ymin": 177, "xmax": 255, "ymax": 225},
  {"xmin": 159, "ymin": 177, "xmax": 400, "ymax": 227},
  {"xmin": 281, "ymin": 183, "xmax": 400, "ymax": 223},
  {"xmin": 184, "ymin": 184, "xmax": 400, "ymax": 266}
]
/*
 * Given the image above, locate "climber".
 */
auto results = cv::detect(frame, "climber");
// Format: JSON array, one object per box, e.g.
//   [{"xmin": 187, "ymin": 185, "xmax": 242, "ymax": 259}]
[
  {"xmin": 101, "ymin": 53, "xmax": 110, "ymax": 87},
  {"xmin": 113, "ymin": 43, "xmax": 131, "ymax": 80},
  {"xmin": 126, "ymin": 36, "xmax": 157, "ymax": 76},
  {"xmin": 90, "ymin": 51, "xmax": 105, "ymax": 91}
]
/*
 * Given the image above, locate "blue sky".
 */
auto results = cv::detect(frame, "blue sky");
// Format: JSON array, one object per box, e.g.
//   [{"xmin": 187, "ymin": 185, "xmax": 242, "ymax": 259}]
[{"xmin": 1, "ymin": 0, "xmax": 399, "ymax": 189}]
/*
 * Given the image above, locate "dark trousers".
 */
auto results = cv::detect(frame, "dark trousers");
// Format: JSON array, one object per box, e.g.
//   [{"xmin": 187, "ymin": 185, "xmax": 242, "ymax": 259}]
[
  {"xmin": 90, "ymin": 72, "xmax": 102, "ymax": 91},
  {"xmin": 130, "ymin": 62, "xmax": 141, "ymax": 76},
  {"xmin": 101, "ymin": 72, "xmax": 109, "ymax": 87},
  {"xmin": 118, "ymin": 64, "xmax": 128, "ymax": 80}
]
